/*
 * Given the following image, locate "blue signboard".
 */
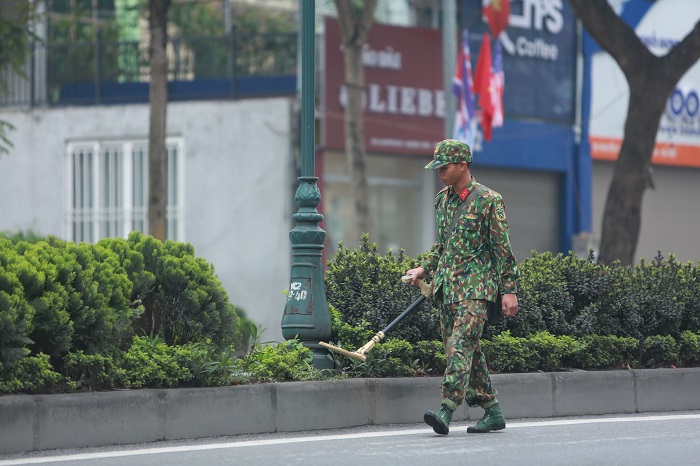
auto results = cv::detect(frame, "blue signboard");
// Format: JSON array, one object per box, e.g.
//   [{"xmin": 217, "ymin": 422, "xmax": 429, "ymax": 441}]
[{"xmin": 460, "ymin": 0, "xmax": 578, "ymax": 124}]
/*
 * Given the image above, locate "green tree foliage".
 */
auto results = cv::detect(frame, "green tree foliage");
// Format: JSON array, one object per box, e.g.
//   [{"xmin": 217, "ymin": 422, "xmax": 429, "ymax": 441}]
[
  {"xmin": 167, "ymin": 1, "xmax": 296, "ymax": 79},
  {"xmin": 0, "ymin": 0, "xmax": 36, "ymax": 154},
  {"xmin": 46, "ymin": 0, "xmax": 122, "ymax": 87},
  {"xmin": 324, "ymin": 234, "xmax": 439, "ymax": 344}
]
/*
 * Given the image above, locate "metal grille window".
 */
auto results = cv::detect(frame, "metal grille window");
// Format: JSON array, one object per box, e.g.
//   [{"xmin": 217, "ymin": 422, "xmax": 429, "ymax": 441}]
[{"xmin": 66, "ymin": 139, "xmax": 185, "ymax": 243}]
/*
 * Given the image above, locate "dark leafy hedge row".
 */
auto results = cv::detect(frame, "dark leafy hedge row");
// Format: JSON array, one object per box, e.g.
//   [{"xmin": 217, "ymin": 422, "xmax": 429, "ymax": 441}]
[{"xmin": 324, "ymin": 237, "xmax": 700, "ymax": 345}]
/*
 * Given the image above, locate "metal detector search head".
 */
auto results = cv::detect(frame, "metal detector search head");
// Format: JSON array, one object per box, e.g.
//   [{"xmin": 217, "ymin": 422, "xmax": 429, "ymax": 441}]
[{"xmin": 319, "ymin": 276, "xmax": 430, "ymax": 362}]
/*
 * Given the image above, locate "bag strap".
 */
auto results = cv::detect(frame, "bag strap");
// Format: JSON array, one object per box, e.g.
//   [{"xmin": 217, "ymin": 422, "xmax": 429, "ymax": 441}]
[{"xmin": 443, "ymin": 184, "xmax": 487, "ymax": 249}]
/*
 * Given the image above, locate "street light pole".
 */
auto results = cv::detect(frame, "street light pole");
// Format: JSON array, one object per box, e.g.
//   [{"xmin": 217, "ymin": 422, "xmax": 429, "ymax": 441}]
[{"xmin": 281, "ymin": 0, "xmax": 333, "ymax": 370}]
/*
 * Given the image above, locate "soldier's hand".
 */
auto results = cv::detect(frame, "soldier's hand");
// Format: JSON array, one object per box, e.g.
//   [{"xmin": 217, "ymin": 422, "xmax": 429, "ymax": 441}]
[
  {"xmin": 501, "ymin": 293, "xmax": 519, "ymax": 317},
  {"xmin": 404, "ymin": 267, "xmax": 426, "ymax": 287}
]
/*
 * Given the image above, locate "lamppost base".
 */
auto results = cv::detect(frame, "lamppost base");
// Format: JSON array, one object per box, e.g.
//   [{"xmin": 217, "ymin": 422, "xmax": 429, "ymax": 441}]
[{"xmin": 305, "ymin": 342, "xmax": 336, "ymax": 371}]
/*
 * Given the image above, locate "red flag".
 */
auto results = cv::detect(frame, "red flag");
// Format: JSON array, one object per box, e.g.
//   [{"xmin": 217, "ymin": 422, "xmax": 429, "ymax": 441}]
[
  {"xmin": 482, "ymin": 0, "xmax": 510, "ymax": 38},
  {"xmin": 474, "ymin": 33, "xmax": 495, "ymax": 141}
]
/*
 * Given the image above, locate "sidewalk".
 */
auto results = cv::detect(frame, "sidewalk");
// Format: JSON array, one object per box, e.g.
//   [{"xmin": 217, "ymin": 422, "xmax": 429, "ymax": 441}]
[{"xmin": 1, "ymin": 368, "xmax": 699, "ymax": 456}]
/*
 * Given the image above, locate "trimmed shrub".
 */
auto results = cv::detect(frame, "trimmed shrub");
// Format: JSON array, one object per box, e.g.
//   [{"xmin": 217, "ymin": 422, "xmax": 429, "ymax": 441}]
[
  {"xmin": 14, "ymin": 240, "xmax": 73, "ymax": 358},
  {"xmin": 414, "ymin": 340, "xmax": 446, "ymax": 376},
  {"xmin": 63, "ymin": 350, "xmax": 126, "ymax": 390},
  {"xmin": 102, "ymin": 232, "xmax": 240, "ymax": 351},
  {"xmin": 574, "ymin": 335, "xmax": 638, "ymax": 370},
  {"xmin": 0, "ymin": 241, "xmax": 35, "ymax": 364},
  {"xmin": 483, "ymin": 331, "xmax": 537, "ymax": 373},
  {"xmin": 641, "ymin": 335, "xmax": 678, "ymax": 368},
  {"xmin": 678, "ymin": 331, "xmax": 700, "ymax": 367},
  {"xmin": 0, "ymin": 353, "xmax": 61, "ymax": 393},
  {"xmin": 234, "ymin": 339, "xmax": 319, "ymax": 382},
  {"xmin": 525, "ymin": 331, "xmax": 583, "ymax": 372},
  {"xmin": 486, "ymin": 251, "xmax": 577, "ymax": 340},
  {"xmin": 325, "ymin": 234, "xmax": 439, "ymax": 344},
  {"xmin": 121, "ymin": 334, "xmax": 193, "ymax": 388},
  {"xmin": 16, "ymin": 237, "xmax": 134, "ymax": 356}
]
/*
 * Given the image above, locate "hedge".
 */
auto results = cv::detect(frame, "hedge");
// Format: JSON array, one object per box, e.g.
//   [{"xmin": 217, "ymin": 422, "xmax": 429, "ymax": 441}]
[
  {"xmin": 0, "ymin": 233, "xmax": 241, "ymax": 393},
  {"xmin": 3, "ymin": 232, "xmax": 700, "ymax": 393}
]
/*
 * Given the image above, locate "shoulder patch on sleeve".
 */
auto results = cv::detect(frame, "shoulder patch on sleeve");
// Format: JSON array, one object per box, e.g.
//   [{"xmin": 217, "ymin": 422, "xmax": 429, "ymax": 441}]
[{"xmin": 495, "ymin": 205, "xmax": 506, "ymax": 222}]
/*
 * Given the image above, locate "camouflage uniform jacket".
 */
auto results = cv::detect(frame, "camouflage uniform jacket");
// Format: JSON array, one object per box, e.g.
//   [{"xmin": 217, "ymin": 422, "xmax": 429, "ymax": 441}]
[{"xmin": 421, "ymin": 178, "xmax": 519, "ymax": 303}]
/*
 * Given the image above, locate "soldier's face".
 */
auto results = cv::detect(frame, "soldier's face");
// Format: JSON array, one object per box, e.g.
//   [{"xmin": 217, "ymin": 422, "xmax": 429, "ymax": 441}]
[{"xmin": 437, "ymin": 163, "xmax": 464, "ymax": 186}]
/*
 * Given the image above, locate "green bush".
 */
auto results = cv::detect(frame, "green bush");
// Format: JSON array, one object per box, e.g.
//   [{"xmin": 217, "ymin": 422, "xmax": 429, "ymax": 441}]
[
  {"xmin": 483, "ymin": 331, "xmax": 538, "ymax": 373},
  {"xmin": 486, "ymin": 251, "xmax": 700, "ymax": 342},
  {"xmin": 525, "ymin": 331, "xmax": 584, "ymax": 372},
  {"xmin": 234, "ymin": 339, "xmax": 320, "ymax": 382},
  {"xmin": 14, "ymin": 240, "xmax": 74, "ymax": 358},
  {"xmin": 325, "ymin": 234, "xmax": 439, "ymax": 344},
  {"xmin": 63, "ymin": 350, "xmax": 126, "ymax": 390},
  {"xmin": 102, "ymin": 232, "xmax": 240, "ymax": 352},
  {"xmin": 487, "ymin": 251, "xmax": 576, "ymax": 340},
  {"xmin": 16, "ymin": 237, "xmax": 134, "ymax": 357},
  {"xmin": 414, "ymin": 340, "xmax": 446, "ymax": 376},
  {"xmin": 678, "ymin": 331, "xmax": 700, "ymax": 367},
  {"xmin": 121, "ymin": 334, "xmax": 193, "ymax": 388},
  {"xmin": 328, "ymin": 303, "xmax": 373, "ymax": 349},
  {"xmin": 370, "ymin": 339, "xmax": 416, "ymax": 377},
  {"xmin": 574, "ymin": 334, "xmax": 638, "ymax": 370},
  {"xmin": 0, "ymin": 353, "xmax": 61, "ymax": 393},
  {"xmin": 0, "ymin": 241, "xmax": 35, "ymax": 364},
  {"xmin": 641, "ymin": 335, "xmax": 678, "ymax": 368}
]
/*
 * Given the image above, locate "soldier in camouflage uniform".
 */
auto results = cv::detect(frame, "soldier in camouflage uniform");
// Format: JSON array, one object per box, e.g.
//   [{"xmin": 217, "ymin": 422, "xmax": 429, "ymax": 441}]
[{"xmin": 406, "ymin": 139, "xmax": 519, "ymax": 435}]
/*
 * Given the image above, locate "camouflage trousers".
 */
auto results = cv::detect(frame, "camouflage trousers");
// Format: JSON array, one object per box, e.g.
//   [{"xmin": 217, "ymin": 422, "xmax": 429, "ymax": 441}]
[{"xmin": 437, "ymin": 296, "xmax": 497, "ymax": 411}]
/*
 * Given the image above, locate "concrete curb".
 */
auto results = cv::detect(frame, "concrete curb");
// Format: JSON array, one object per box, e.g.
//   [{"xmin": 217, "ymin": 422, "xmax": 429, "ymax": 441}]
[{"xmin": 1, "ymin": 368, "xmax": 699, "ymax": 455}]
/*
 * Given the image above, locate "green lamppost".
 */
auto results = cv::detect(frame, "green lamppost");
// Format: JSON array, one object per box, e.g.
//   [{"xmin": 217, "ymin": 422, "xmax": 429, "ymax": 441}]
[{"xmin": 281, "ymin": 0, "xmax": 333, "ymax": 370}]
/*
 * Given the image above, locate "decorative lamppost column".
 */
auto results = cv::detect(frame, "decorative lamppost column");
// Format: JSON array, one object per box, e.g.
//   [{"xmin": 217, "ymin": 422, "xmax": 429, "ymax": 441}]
[{"xmin": 281, "ymin": 0, "xmax": 333, "ymax": 370}]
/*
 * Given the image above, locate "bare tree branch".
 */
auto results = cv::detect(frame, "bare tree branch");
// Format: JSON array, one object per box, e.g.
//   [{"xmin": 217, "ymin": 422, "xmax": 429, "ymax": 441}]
[{"xmin": 663, "ymin": 20, "xmax": 700, "ymax": 81}]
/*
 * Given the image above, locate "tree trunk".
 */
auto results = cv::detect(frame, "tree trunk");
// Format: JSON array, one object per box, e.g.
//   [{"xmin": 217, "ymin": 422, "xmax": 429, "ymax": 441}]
[
  {"xmin": 334, "ymin": 0, "xmax": 377, "ymax": 242},
  {"xmin": 598, "ymin": 83, "xmax": 668, "ymax": 265},
  {"xmin": 567, "ymin": 0, "xmax": 700, "ymax": 265},
  {"xmin": 343, "ymin": 42, "xmax": 370, "ymax": 238},
  {"xmin": 148, "ymin": 0, "xmax": 171, "ymax": 241}
]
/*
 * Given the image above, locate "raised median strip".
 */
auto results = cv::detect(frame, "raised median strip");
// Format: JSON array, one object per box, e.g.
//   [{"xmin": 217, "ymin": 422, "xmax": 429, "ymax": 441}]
[{"xmin": 1, "ymin": 368, "xmax": 699, "ymax": 456}]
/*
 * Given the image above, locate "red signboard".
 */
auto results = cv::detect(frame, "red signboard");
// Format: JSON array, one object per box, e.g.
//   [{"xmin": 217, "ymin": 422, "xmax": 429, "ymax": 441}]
[{"xmin": 323, "ymin": 17, "xmax": 444, "ymax": 155}]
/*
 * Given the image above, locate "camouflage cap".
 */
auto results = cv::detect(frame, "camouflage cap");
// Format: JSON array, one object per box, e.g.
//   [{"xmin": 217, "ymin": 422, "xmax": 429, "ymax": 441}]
[{"xmin": 425, "ymin": 139, "xmax": 472, "ymax": 169}]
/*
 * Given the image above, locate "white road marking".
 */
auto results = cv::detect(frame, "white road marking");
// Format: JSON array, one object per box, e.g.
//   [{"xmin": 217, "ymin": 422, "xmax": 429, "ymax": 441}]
[{"xmin": 2, "ymin": 413, "xmax": 700, "ymax": 465}]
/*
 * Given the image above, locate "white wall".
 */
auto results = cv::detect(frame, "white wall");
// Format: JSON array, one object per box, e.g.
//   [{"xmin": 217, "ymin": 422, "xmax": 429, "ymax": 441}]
[
  {"xmin": 0, "ymin": 98, "xmax": 295, "ymax": 343},
  {"xmin": 593, "ymin": 161, "xmax": 700, "ymax": 264}
]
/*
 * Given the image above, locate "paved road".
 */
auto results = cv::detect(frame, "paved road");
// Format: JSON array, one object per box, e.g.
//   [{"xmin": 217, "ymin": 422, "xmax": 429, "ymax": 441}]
[{"xmin": 2, "ymin": 412, "xmax": 700, "ymax": 466}]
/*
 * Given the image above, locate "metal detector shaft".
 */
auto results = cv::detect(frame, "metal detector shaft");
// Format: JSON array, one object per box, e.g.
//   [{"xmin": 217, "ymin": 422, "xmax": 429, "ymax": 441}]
[{"xmin": 382, "ymin": 295, "xmax": 426, "ymax": 335}]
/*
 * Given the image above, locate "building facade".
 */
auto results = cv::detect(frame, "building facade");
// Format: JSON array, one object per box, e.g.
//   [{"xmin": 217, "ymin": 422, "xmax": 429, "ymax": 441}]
[{"xmin": 2, "ymin": 0, "xmax": 699, "ymax": 342}]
